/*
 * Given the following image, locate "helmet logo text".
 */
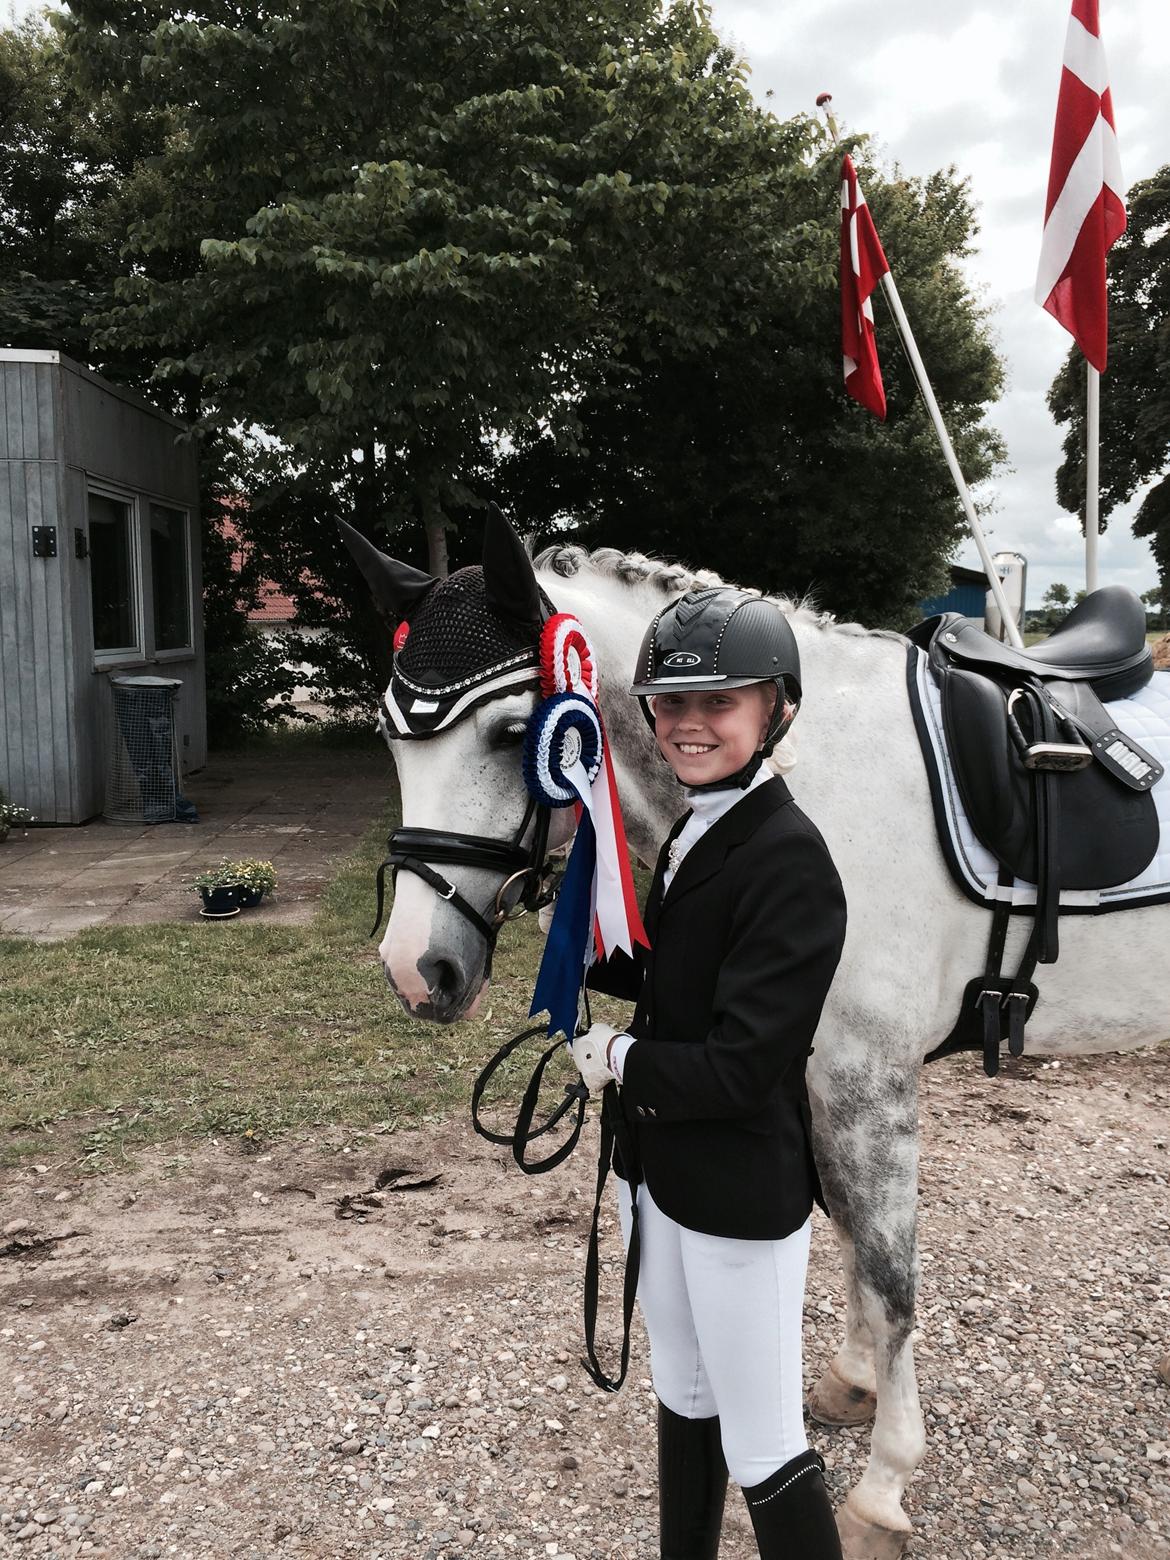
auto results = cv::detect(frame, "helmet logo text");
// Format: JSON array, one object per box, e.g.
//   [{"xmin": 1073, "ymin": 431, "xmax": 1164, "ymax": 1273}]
[{"xmin": 663, "ymin": 651, "xmax": 702, "ymax": 668}]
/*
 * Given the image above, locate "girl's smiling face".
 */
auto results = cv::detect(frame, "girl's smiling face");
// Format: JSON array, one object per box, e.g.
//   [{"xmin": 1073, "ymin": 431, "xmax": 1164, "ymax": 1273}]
[{"xmin": 652, "ymin": 684, "xmax": 776, "ymax": 786}]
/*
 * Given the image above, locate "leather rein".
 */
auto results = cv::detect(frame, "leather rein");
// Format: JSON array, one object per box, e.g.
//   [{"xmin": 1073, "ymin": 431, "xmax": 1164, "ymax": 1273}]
[
  {"xmin": 370, "ymin": 665, "xmax": 638, "ymax": 1392},
  {"xmin": 369, "ymin": 736, "xmax": 592, "ymax": 1172}
]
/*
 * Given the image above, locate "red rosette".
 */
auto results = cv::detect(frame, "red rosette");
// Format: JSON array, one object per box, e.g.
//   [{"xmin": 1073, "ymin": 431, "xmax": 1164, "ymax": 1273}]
[{"xmin": 539, "ymin": 613, "xmax": 598, "ymax": 701}]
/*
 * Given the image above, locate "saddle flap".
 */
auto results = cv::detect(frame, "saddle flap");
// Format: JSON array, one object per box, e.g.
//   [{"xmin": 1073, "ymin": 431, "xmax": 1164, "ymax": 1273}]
[{"xmin": 938, "ymin": 666, "xmax": 1160, "ymax": 890}]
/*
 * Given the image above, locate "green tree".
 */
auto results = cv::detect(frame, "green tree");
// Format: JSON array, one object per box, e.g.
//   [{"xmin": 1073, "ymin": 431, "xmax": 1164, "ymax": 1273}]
[
  {"xmin": 0, "ymin": 10, "xmax": 165, "ymax": 383},
  {"xmin": 501, "ymin": 159, "xmax": 1002, "ymax": 626},
  {"xmin": 1042, "ymin": 581, "xmax": 1071, "ymax": 628},
  {"xmin": 1048, "ymin": 166, "xmax": 1170, "ymax": 598},
  {"xmin": 1141, "ymin": 586, "xmax": 1165, "ymax": 630},
  {"xmin": 40, "ymin": 0, "xmax": 1004, "ymax": 706}
]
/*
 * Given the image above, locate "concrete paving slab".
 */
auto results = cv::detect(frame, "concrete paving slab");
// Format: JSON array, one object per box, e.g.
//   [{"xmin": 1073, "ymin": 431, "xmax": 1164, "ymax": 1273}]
[
  {"xmin": 0, "ymin": 905, "xmax": 113, "ymax": 939},
  {"xmin": 68, "ymin": 858, "xmax": 199, "ymax": 890},
  {"xmin": 0, "ymin": 740, "xmax": 389, "ymax": 940},
  {"xmin": 0, "ymin": 857, "xmax": 108, "ymax": 887}
]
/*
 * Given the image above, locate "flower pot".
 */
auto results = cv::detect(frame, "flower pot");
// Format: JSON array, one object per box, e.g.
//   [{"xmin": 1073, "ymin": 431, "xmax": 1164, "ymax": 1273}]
[
  {"xmin": 236, "ymin": 886, "xmax": 267, "ymax": 909},
  {"xmin": 198, "ymin": 884, "xmax": 241, "ymax": 918}
]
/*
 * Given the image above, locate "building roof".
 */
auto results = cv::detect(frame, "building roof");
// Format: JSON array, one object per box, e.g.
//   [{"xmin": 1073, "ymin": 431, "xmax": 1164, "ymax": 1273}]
[{"xmin": 218, "ymin": 507, "xmax": 300, "ymax": 625}]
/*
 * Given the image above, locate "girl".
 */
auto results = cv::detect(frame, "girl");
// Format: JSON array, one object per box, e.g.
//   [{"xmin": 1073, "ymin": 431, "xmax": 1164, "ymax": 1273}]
[{"xmin": 571, "ymin": 586, "xmax": 848, "ymax": 1560}]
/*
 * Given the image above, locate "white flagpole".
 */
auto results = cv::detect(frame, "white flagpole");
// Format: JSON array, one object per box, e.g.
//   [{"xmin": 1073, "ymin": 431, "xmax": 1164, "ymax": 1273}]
[
  {"xmin": 879, "ymin": 274, "xmax": 1026, "ymax": 648},
  {"xmin": 817, "ymin": 94, "xmax": 1026, "ymax": 648},
  {"xmin": 1085, "ymin": 363, "xmax": 1100, "ymax": 592}
]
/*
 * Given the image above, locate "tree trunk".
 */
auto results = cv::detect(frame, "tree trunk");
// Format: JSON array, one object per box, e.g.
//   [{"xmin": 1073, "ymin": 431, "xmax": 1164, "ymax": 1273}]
[{"xmin": 425, "ymin": 514, "xmax": 449, "ymax": 578}]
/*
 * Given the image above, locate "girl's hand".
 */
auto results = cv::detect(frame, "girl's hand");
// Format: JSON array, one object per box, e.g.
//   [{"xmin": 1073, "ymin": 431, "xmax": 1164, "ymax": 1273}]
[{"xmin": 569, "ymin": 1022, "xmax": 625, "ymax": 1091}]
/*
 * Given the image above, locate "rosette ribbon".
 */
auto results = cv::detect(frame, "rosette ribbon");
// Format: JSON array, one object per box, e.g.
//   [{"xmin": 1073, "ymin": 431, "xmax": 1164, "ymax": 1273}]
[{"xmin": 523, "ymin": 617, "xmax": 648, "ymax": 1039}]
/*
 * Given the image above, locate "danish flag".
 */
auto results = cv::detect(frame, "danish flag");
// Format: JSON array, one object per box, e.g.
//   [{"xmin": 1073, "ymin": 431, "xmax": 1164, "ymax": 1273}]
[
  {"xmin": 840, "ymin": 154, "xmax": 890, "ymax": 419},
  {"xmin": 1035, "ymin": 0, "xmax": 1126, "ymax": 372}
]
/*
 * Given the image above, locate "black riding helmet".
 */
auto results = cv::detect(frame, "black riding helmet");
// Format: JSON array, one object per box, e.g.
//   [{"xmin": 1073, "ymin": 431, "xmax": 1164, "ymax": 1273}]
[{"xmin": 630, "ymin": 587, "xmax": 801, "ymax": 788}]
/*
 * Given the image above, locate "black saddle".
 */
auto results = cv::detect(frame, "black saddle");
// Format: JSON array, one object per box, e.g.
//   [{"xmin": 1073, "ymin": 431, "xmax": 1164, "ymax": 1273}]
[
  {"xmin": 911, "ymin": 586, "xmax": 1162, "ymax": 1076},
  {"xmin": 927, "ymin": 584, "xmax": 1152, "ymax": 697}
]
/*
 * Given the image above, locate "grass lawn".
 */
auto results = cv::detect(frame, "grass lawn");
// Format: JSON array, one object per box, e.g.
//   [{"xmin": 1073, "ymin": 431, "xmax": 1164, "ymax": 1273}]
[{"xmin": 0, "ymin": 778, "xmax": 606, "ymax": 1174}]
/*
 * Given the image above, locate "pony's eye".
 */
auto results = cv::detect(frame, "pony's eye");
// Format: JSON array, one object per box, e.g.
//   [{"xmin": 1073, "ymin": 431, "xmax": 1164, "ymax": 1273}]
[{"xmin": 492, "ymin": 720, "xmax": 528, "ymax": 750}]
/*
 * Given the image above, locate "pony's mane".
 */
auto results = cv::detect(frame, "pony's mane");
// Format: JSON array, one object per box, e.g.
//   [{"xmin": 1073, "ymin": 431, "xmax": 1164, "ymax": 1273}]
[{"xmin": 532, "ymin": 543, "xmax": 879, "ymax": 638}]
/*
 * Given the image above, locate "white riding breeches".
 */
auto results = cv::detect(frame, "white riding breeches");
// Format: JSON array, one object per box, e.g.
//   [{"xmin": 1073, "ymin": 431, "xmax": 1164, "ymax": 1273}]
[{"xmin": 616, "ymin": 1179, "xmax": 811, "ymax": 1488}]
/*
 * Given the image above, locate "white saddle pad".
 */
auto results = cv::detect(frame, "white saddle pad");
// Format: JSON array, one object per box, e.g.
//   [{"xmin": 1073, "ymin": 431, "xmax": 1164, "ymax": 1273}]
[{"xmin": 909, "ymin": 648, "xmax": 1170, "ymax": 912}]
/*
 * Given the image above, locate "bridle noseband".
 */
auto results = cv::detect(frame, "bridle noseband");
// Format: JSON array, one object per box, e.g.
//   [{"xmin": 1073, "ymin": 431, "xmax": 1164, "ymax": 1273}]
[{"xmin": 371, "ymin": 795, "xmax": 557, "ymax": 981}]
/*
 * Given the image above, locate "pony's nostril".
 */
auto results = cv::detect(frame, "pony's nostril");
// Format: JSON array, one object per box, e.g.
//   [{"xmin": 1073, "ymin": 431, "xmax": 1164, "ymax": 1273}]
[{"xmin": 418, "ymin": 953, "xmax": 464, "ymax": 1009}]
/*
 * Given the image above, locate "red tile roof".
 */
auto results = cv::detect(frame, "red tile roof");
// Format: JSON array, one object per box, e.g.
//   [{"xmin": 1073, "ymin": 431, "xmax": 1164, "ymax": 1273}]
[{"xmin": 218, "ymin": 505, "xmax": 311, "ymax": 625}]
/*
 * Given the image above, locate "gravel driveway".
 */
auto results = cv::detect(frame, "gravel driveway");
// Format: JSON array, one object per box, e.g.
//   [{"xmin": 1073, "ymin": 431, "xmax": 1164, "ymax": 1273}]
[{"xmin": 2, "ymin": 1046, "xmax": 1168, "ymax": 1559}]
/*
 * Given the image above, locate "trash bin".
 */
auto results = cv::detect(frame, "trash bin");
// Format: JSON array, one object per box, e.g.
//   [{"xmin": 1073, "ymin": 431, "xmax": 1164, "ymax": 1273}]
[{"xmin": 103, "ymin": 676, "xmax": 197, "ymax": 825}]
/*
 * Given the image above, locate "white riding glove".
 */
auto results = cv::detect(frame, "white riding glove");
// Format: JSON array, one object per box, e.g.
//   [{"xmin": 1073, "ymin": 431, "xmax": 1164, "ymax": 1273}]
[{"xmin": 569, "ymin": 1022, "xmax": 625, "ymax": 1092}]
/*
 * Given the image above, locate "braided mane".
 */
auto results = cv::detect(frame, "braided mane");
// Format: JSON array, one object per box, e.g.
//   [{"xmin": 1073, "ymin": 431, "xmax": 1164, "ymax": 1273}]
[{"xmin": 532, "ymin": 543, "xmax": 872, "ymax": 637}]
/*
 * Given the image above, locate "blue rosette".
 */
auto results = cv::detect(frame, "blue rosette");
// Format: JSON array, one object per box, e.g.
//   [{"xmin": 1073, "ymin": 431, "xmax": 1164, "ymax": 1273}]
[
  {"xmin": 522, "ymin": 692, "xmax": 605, "ymax": 1039},
  {"xmin": 522, "ymin": 692, "xmax": 603, "ymax": 808}
]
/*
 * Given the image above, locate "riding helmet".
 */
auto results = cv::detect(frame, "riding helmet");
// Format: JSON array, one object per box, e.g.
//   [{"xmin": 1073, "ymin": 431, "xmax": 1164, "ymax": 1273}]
[{"xmin": 630, "ymin": 587, "xmax": 801, "ymax": 756}]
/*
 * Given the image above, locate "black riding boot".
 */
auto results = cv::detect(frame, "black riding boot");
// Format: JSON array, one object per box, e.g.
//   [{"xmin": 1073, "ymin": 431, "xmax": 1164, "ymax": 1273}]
[
  {"xmin": 658, "ymin": 1401, "xmax": 728, "ymax": 1559},
  {"xmin": 741, "ymin": 1448, "xmax": 843, "ymax": 1560}
]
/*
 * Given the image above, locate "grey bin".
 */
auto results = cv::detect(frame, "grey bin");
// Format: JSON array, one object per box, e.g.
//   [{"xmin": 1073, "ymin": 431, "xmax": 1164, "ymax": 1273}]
[{"xmin": 103, "ymin": 675, "xmax": 185, "ymax": 825}]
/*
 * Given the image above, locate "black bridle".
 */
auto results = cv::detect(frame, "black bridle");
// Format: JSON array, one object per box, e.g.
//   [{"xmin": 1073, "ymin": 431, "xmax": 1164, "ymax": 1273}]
[{"xmin": 370, "ymin": 794, "xmax": 556, "ymax": 981}]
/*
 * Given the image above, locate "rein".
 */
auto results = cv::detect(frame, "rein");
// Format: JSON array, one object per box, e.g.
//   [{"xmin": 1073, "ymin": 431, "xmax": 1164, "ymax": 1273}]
[
  {"xmin": 371, "ymin": 610, "xmax": 640, "ymax": 1390},
  {"xmin": 370, "ymin": 789, "xmax": 592, "ymax": 1173}
]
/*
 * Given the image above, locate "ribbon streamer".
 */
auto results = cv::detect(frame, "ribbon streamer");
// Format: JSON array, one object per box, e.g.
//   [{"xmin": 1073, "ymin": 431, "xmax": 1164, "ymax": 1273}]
[{"xmin": 524, "ymin": 618, "xmax": 649, "ymax": 1038}]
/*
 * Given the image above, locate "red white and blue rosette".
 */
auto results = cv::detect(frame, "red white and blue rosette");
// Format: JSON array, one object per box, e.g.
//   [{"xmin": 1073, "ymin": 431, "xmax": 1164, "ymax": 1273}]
[
  {"xmin": 524, "ymin": 615, "xmax": 648, "ymax": 1039},
  {"xmin": 522, "ymin": 693, "xmax": 603, "ymax": 808}
]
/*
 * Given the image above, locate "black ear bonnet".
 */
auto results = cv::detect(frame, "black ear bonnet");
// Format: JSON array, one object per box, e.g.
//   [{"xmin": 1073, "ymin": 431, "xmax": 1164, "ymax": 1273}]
[{"xmin": 338, "ymin": 506, "xmax": 553, "ymax": 737}]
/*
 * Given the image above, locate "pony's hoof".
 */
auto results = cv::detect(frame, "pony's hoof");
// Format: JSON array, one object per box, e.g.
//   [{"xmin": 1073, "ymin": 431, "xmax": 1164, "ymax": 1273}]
[
  {"xmin": 808, "ymin": 1360, "xmax": 877, "ymax": 1426},
  {"xmin": 1157, "ymin": 1353, "xmax": 1170, "ymax": 1388},
  {"xmin": 837, "ymin": 1500, "xmax": 911, "ymax": 1560}
]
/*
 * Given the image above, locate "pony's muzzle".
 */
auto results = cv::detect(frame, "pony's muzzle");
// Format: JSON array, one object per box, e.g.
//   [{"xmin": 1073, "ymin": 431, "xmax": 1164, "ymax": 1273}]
[{"xmin": 383, "ymin": 944, "xmax": 486, "ymax": 1025}]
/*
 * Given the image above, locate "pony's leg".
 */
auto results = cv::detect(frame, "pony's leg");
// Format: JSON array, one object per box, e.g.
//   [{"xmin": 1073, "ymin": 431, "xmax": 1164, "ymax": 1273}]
[
  {"xmin": 807, "ymin": 1064, "xmax": 927, "ymax": 1558},
  {"xmin": 807, "ymin": 1226, "xmax": 878, "ymax": 1426}
]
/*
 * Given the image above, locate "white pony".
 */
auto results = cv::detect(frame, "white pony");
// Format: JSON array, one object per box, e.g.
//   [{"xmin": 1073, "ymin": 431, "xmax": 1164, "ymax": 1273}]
[{"xmin": 357, "ymin": 533, "xmax": 1168, "ymax": 1558}]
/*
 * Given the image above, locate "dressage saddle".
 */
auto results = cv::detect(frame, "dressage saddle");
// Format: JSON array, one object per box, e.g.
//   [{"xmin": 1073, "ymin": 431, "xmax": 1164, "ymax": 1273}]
[{"xmin": 910, "ymin": 585, "xmax": 1163, "ymax": 1076}]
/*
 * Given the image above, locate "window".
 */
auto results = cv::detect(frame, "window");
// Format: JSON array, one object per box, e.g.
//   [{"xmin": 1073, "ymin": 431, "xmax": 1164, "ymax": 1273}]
[
  {"xmin": 149, "ymin": 503, "xmax": 191, "ymax": 651},
  {"xmin": 88, "ymin": 493, "xmax": 138, "ymax": 654}
]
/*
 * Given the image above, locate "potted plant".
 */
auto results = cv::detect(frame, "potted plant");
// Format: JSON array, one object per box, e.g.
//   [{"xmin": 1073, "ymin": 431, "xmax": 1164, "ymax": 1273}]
[
  {"xmin": 0, "ymin": 794, "xmax": 34, "ymax": 844},
  {"xmin": 230, "ymin": 858, "xmax": 278, "ymax": 909},
  {"xmin": 192, "ymin": 861, "xmax": 243, "ymax": 918}
]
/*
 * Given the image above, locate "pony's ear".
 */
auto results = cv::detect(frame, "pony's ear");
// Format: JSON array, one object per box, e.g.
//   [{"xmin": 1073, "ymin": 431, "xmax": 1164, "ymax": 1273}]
[
  {"xmin": 482, "ymin": 502, "xmax": 541, "ymax": 625},
  {"xmin": 337, "ymin": 518, "xmax": 436, "ymax": 622}
]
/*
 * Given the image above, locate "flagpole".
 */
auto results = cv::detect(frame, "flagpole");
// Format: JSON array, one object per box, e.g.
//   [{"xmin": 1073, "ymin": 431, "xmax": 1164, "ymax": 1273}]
[
  {"xmin": 1085, "ymin": 363, "xmax": 1100, "ymax": 591},
  {"xmin": 878, "ymin": 274, "xmax": 1026, "ymax": 648},
  {"xmin": 817, "ymin": 94, "xmax": 1026, "ymax": 648}
]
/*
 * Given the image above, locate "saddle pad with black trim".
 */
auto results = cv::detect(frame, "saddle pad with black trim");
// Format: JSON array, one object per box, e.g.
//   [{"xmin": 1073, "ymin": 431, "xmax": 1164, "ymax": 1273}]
[{"xmin": 907, "ymin": 646, "xmax": 1170, "ymax": 913}]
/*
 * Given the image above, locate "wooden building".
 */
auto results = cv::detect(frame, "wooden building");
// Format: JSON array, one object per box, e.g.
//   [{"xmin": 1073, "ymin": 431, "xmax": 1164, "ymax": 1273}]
[{"xmin": 0, "ymin": 350, "xmax": 205, "ymax": 824}]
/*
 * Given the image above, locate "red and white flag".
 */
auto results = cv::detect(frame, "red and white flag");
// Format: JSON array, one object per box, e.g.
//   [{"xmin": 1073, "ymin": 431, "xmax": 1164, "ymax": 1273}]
[
  {"xmin": 840, "ymin": 154, "xmax": 891, "ymax": 419},
  {"xmin": 1035, "ymin": 0, "xmax": 1126, "ymax": 372}
]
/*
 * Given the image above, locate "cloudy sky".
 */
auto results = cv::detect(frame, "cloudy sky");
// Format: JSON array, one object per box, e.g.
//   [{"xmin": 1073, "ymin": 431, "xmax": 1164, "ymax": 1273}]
[
  {"xmin": 708, "ymin": 0, "xmax": 1170, "ymax": 604},
  {"xmin": 9, "ymin": 1, "xmax": 1167, "ymax": 604}
]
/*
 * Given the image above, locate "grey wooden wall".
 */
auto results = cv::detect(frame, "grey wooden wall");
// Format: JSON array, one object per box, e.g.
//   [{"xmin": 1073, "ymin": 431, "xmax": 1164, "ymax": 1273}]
[
  {"xmin": 0, "ymin": 360, "xmax": 80, "ymax": 822},
  {"xmin": 1, "ymin": 352, "xmax": 204, "ymax": 823}
]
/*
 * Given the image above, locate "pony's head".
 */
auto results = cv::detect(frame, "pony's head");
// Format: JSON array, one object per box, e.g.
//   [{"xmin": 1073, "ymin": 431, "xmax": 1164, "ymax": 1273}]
[{"xmin": 341, "ymin": 508, "xmax": 574, "ymax": 1022}]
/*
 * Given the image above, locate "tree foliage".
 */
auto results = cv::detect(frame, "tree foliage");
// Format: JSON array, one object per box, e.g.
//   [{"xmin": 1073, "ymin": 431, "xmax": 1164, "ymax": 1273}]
[
  {"xmin": 6, "ymin": 0, "xmax": 1006, "ymax": 709},
  {"xmin": 1048, "ymin": 165, "xmax": 1170, "ymax": 595}
]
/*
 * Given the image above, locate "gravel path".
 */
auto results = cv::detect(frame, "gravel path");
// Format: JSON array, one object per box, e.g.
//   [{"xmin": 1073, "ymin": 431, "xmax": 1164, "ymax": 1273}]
[{"xmin": 1, "ymin": 1046, "xmax": 1168, "ymax": 1559}]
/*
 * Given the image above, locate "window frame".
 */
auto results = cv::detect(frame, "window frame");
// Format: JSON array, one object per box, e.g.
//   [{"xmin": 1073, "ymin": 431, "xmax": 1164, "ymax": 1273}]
[
  {"xmin": 87, "ymin": 481, "xmax": 146, "ymax": 668},
  {"xmin": 146, "ymin": 500, "xmax": 195, "ymax": 660}
]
